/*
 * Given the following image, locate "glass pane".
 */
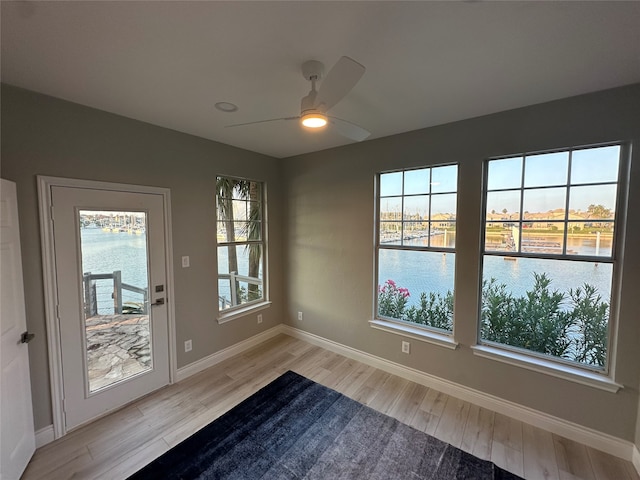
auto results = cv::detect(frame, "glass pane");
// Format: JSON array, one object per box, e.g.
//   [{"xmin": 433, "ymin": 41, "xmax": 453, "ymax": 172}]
[
  {"xmin": 569, "ymin": 185, "xmax": 617, "ymax": 220},
  {"xmin": 249, "ymin": 182, "xmax": 263, "ymax": 203},
  {"xmin": 431, "ymin": 221, "xmax": 455, "ymax": 248},
  {"xmin": 481, "ymin": 256, "xmax": 612, "ymax": 368},
  {"xmin": 487, "ymin": 157, "xmax": 522, "ymax": 190},
  {"xmin": 524, "ymin": 151, "xmax": 569, "ymax": 187},
  {"xmin": 403, "ymin": 221, "xmax": 429, "ymax": 245},
  {"xmin": 486, "ymin": 190, "xmax": 520, "ymax": 220},
  {"xmin": 571, "ymin": 146, "xmax": 620, "ymax": 184},
  {"xmin": 217, "ymin": 220, "xmax": 231, "ymax": 241},
  {"xmin": 218, "ymin": 220, "xmax": 257, "ymax": 242},
  {"xmin": 403, "ymin": 195, "xmax": 429, "ymax": 221},
  {"xmin": 485, "ymin": 223, "xmax": 519, "ymax": 253},
  {"xmin": 567, "ymin": 222, "xmax": 614, "ymax": 257},
  {"xmin": 79, "ymin": 210, "xmax": 151, "ymax": 393},
  {"xmin": 431, "ymin": 165, "xmax": 458, "ymax": 193},
  {"xmin": 218, "ymin": 244, "xmax": 264, "ymax": 309},
  {"xmin": 431, "ymin": 193, "xmax": 456, "ymax": 217},
  {"xmin": 521, "ymin": 222, "xmax": 565, "ymax": 254},
  {"xmin": 232, "ymin": 199, "xmax": 249, "ymax": 221},
  {"xmin": 522, "ymin": 187, "xmax": 566, "ymax": 220},
  {"xmin": 248, "ymin": 200, "xmax": 262, "ymax": 222},
  {"xmin": 379, "ymin": 222, "xmax": 402, "ymax": 245},
  {"xmin": 378, "ymin": 249, "xmax": 455, "ymax": 332},
  {"xmin": 246, "ymin": 221, "xmax": 262, "ymax": 241},
  {"xmin": 404, "ymin": 168, "xmax": 430, "ymax": 195},
  {"xmin": 380, "ymin": 196, "xmax": 402, "ymax": 221},
  {"xmin": 380, "ymin": 171, "xmax": 403, "ymax": 196}
]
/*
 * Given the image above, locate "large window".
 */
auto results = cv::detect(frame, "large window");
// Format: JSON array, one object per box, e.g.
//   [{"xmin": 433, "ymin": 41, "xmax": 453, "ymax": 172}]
[
  {"xmin": 216, "ymin": 177, "xmax": 265, "ymax": 313},
  {"xmin": 480, "ymin": 144, "xmax": 623, "ymax": 370},
  {"xmin": 376, "ymin": 165, "xmax": 457, "ymax": 333}
]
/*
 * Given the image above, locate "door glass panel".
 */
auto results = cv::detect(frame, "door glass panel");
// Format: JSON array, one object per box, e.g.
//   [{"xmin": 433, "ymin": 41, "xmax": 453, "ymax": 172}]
[{"xmin": 79, "ymin": 210, "xmax": 151, "ymax": 393}]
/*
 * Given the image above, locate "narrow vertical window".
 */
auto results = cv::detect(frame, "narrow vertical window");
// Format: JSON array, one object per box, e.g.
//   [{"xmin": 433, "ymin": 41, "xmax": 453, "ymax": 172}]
[
  {"xmin": 376, "ymin": 165, "xmax": 458, "ymax": 333},
  {"xmin": 216, "ymin": 177, "xmax": 265, "ymax": 313},
  {"xmin": 480, "ymin": 144, "xmax": 623, "ymax": 370}
]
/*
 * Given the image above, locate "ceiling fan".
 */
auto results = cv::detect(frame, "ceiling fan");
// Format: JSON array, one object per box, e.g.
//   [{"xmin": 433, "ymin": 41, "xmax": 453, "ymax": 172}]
[{"xmin": 226, "ymin": 56, "xmax": 370, "ymax": 142}]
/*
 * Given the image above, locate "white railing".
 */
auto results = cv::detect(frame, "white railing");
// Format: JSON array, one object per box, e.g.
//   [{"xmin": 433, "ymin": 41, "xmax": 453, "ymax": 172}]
[{"xmin": 218, "ymin": 271, "xmax": 262, "ymax": 309}]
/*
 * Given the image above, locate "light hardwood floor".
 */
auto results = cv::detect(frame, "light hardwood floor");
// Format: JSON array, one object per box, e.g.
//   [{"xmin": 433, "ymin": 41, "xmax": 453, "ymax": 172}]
[{"xmin": 22, "ymin": 334, "xmax": 640, "ymax": 480}]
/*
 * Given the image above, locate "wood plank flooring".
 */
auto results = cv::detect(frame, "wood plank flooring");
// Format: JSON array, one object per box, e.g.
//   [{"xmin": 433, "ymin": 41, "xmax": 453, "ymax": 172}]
[{"xmin": 21, "ymin": 334, "xmax": 640, "ymax": 480}]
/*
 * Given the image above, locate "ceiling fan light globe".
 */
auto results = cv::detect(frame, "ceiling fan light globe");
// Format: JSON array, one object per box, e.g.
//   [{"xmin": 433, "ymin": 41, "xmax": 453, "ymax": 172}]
[{"xmin": 301, "ymin": 113, "xmax": 328, "ymax": 129}]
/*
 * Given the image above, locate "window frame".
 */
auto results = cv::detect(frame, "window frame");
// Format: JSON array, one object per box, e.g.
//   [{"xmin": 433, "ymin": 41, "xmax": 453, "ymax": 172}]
[
  {"xmin": 477, "ymin": 142, "xmax": 629, "ymax": 377},
  {"xmin": 215, "ymin": 175, "xmax": 270, "ymax": 323},
  {"xmin": 372, "ymin": 164, "xmax": 459, "ymax": 348}
]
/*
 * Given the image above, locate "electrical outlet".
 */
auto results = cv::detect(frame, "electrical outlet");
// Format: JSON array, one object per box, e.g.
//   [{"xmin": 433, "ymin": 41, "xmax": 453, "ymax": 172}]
[
  {"xmin": 401, "ymin": 341, "xmax": 410, "ymax": 354},
  {"xmin": 184, "ymin": 339, "xmax": 192, "ymax": 352},
  {"xmin": 257, "ymin": 314, "xmax": 263, "ymax": 324},
  {"xmin": 297, "ymin": 311, "xmax": 303, "ymax": 321}
]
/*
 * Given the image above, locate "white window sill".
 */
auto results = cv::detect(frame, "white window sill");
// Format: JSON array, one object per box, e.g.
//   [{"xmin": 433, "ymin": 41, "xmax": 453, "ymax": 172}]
[
  {"xmin": 217, "ymin": 301, "xmax": 271, "ymax": 324},
  {"xmin": 471, "ymin": 344, "xmax": 622, "ymax": 393},
  {"xmin": 369, "ymin": 319, "xmax": 458, "ymax": 350}
]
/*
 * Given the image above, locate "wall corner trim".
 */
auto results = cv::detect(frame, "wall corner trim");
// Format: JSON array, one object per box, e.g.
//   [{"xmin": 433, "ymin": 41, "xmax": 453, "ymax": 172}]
[{"xmin": 281, "ymin": 325, "xmax": 636, "ymax": 463}]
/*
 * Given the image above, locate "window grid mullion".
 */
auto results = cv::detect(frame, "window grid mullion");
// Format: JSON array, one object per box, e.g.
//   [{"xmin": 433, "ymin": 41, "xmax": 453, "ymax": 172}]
[
  {"xmin": 518, "ymin": 156, "xmax": 526, "ymax": 252},
  {"xmin": 563, "ymin": 150, "xmax": 573, "ymax": 255},
  {"xmin": 427, "ymin": 168, "xmax": 432, "ymax": 247}
]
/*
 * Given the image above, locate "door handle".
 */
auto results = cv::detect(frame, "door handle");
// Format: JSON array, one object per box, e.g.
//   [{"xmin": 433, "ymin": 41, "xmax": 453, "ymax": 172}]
[
  {"xmin": 21, "ymin": 331, "xmax": 35, "ymax": 344},
  {"xmin": 151, "ymin": 298, "xmax": 165, "ymax": 306}
]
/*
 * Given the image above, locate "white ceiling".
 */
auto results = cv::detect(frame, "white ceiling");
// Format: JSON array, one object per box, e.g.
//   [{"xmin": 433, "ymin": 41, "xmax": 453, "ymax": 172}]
[{"xmin": 2, "ymin": 1, "xmax": 640, "ymax": 159}]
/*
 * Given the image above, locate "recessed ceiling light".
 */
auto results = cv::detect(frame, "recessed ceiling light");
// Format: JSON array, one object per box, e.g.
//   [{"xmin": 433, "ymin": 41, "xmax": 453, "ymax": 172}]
[{"xmin": 215, "ymin": 102, "xmax": 238, "ymax": 113}]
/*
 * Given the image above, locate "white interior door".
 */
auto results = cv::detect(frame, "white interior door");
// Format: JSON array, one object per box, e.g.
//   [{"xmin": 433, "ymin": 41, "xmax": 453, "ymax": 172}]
[
  {"xmin": 1, "ymin": 179, "xmax": 36, "ymax": 480},
  {"xmin": 50, "ymin": 185, "xmax": 170, "ymax": 431}
]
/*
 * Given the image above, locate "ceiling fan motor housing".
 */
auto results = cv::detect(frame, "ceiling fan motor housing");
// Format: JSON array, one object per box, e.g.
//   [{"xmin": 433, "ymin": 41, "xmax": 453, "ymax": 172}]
[{"xmin": 301, "ymin": 60, "xmax": 324, "ymax": 81}]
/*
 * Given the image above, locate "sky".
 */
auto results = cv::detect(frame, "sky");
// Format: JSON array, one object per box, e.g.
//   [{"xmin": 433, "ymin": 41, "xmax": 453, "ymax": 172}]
[{"xmin": 380, "ymin": 145, "xmax": 620, "ymax": 217}]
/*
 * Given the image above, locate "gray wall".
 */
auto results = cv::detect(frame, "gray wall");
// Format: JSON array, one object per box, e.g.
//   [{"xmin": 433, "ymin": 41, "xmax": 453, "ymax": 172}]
[
  {"xmin": 283, "ymin": 84, "xmax": 640, "ymax": 441},
  {"xmin": 3, "ymin": 82, "xmax": 640, "ymax": 444},
  {"xmin": 1, "ymin": 84, "xmax": 285, "ymax": 430}
]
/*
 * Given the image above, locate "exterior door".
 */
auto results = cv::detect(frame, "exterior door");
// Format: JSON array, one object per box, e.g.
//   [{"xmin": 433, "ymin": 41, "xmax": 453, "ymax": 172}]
[
  {"xmin": 1, "ymin": 179, "xmax": 35, "ymax": 479},
  {"xmin": 50, "ymin": 185, "xmax": 170, "ymax": 431}
]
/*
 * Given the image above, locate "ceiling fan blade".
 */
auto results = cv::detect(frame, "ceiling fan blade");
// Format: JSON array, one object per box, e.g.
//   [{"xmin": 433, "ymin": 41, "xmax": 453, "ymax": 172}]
[
  {"xmin": 328, "ymin": 116, "xmax": 370, "ymax": 142},
  {"xmin": 314, "ymin": 56, "xmax": 365, "ymax": 113},
  {"xmin": 226, "ymin": 116, "xmax": 299, "ymax": 128}
]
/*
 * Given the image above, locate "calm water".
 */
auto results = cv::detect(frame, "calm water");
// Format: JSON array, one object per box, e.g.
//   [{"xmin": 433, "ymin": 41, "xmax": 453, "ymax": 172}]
[
  {"xmin": 379, "ymin": 235, "xmax": 614, "ymax": 308},
  {"xmin": 80, "ymin": 227, "xmax": 149, "ymax": 314}
]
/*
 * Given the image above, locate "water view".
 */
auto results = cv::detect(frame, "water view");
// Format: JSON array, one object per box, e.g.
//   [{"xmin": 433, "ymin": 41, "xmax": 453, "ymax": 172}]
[
  {"xmin": 379, "ymin": 234, "xmax": 613, "ymax": 310},
  {"xmin": 80, "ymin": 226, "xmax": 149, "ymax": 314}
]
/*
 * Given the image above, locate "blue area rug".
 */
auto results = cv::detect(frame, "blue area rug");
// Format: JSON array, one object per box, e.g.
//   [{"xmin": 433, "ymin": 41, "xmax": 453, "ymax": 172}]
[{"xmin": 128, "ymin": 370, "xmax": 522, "ymax": 479}]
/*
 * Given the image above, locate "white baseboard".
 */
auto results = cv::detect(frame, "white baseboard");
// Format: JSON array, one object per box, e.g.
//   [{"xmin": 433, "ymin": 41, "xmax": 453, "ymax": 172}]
[
  {"xmin": 35, "ymin": 424, "xmax": 55, "ymax": 448},
  {"xmin": 175, "ymin": 325, "xmax": 283, "ymax": 382},
  {"xmin": 281, "ymin": 325, "xmax": 636, "ymax": 463},
  {"xmin": 633, "ymin": 445, "xmax": 640, "ymax": 476}
]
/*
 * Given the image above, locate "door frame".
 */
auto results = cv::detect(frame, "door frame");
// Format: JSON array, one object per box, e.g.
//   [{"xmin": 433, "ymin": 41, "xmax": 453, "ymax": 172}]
[{"xmin": 37, "ymin": 176, "xmax": 177, "ymax": 439}]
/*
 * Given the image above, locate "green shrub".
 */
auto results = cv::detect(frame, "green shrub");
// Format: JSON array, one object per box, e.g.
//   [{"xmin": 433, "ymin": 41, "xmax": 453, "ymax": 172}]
[
  {"xmin": 378, "ymin": 279, "xmax": 452, "ymax": 331},
  {"xmin": 378, "ymin": 273, "xmax": 609, "ymax": 367},
  {"xmin": 481, "ymin": 273, "xmax": 609, "ymax": 367},
  {"xmin": 405, "ymin": 291, "xmax": 453, "ymax": 331}
]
